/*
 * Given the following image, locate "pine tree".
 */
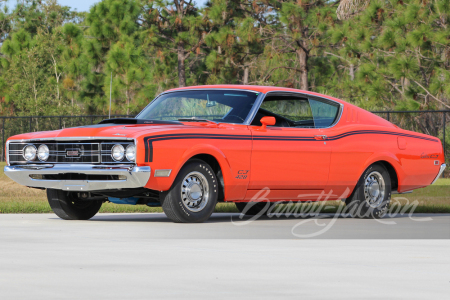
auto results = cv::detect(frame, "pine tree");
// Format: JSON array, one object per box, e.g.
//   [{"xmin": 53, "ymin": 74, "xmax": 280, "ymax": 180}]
[
  {"xmin": 0, "ymin": 0, "xmax": 449, "ymax": 118},
  {"xmin": 83, "ymin": 0, "xmax": 147, "ymax": 114},
  {"xmin": 267, "ymin": 0, "xmax": 336, "ymax": 91},
  {"xmin": 327, "ymin": 0, "xmax": 450, "ymax": 112},
  {"xmin": 0, "ymin": 0, "xmax": 84, "ymax": 116},
  {"xmin": 144, "ymin": 0, "xmax": 211, "ymax": 87},
  {"xmin": 205, "ymin": 0, "xmax": 270, "ymax": 85}
]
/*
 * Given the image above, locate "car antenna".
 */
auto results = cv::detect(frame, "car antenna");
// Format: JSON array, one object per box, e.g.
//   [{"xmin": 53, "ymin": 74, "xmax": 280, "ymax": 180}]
[{"xmin": 109, "ymin": 72, "xmax": 112, "ymax": 119}]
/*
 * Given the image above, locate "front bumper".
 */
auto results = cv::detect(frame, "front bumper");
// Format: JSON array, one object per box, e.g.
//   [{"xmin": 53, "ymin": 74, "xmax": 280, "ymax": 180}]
[
  {"xmin": 431, "ymin": 164, "xmax": 446, "ymax": 185},
  {"xmin": 3, "ymin": 164, "xmax": 151, "ymax": 191}
]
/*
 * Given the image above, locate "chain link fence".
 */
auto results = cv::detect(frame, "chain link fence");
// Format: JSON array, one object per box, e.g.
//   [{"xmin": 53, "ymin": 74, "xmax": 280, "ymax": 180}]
[{"xmin": 1, "ymin": 111, "xmax": 449, "ymax": 177}]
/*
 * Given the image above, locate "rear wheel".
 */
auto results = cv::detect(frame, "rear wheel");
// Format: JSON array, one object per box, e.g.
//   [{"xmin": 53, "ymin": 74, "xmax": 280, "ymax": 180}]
[
  {"xmin": 161, "ymin": 159, "xmax": 218, "ymax": 223},
  {"xmin": 345, "ymin": 163, "xmax": 391, "ymax": 218},
  {"xmin": 47, "ymin": 189, "xmax": 103, "ymax": 220}
]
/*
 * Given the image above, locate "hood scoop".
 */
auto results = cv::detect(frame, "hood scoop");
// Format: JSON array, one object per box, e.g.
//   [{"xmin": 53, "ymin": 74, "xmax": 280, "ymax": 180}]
[{"xmin": 98, "ymin": 118, "xmax": 182, "ymax": 125}]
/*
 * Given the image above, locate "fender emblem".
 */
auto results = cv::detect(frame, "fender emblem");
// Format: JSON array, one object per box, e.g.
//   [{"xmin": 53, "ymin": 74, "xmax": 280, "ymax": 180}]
[{"xmin": 420, "ymin": 152, "xmax": 438, "ymax": 159}]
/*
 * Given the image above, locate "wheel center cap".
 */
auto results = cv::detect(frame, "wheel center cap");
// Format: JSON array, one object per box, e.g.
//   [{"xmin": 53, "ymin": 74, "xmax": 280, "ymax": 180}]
[
  {"xmin": 181, "ymin": 172, "xmax": 210, "ymax": 213},
  {"xmin": 187, "ymin": 182, "xmax": 202, "ymax": 200},
  {"xmin": 368, "ymin": 182, "xmax": 380, "ymax": 199}
]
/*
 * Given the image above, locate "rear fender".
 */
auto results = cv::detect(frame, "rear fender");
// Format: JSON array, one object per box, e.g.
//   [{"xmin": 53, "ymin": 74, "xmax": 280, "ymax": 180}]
[{"xmin": 358, "ymin": 152, "xmax": 405, "ymax": 192}]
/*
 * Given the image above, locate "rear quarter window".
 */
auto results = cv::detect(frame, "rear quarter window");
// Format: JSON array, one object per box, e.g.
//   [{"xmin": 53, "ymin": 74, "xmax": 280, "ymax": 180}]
[{"xmin": 309, "ymin": 99, "xmax": 340, "ymax": 128}]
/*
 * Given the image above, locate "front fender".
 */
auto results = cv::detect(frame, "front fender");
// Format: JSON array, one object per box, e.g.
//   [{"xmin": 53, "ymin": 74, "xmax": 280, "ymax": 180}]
[
  {"xmin": 145, "ymin": 144, "xmax": 235, "ymax": 198},
  {"xmin": 177, "ymin": 143, "xmax": 233, "ymax": 189}
]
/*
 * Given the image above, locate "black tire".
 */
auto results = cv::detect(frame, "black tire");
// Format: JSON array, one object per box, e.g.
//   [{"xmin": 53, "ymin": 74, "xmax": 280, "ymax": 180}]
[
  {"xmin": 161, "ymin": 159, "xmax": 218, "ymax": 223},
  {"xmin": 235, "ymin": 202, "xmax": 270, "ymax": 216},
  {"xmin": 47, "ymin": 189, "xmax": 103, "ymax": 220},
  {"xmin": 345, "ymin": 163, "xmax": 391, "ymax": 219}
]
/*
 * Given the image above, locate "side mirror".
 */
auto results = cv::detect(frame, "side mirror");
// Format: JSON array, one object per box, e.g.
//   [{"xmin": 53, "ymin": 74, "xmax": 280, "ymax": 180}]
[{"xmin": 260, "ymin": 116, "xmax": 276, "ymax": 130}]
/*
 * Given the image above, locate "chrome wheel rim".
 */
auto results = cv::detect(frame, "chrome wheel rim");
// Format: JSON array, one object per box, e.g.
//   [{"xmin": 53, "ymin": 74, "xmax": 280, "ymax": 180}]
[
  {"xmin": 181, "ymin": 171, "xmax": 209, "ymax": 212},
  {"xmin": 364, "ymin": 171, "xmax": 385, "ymax": 208}
]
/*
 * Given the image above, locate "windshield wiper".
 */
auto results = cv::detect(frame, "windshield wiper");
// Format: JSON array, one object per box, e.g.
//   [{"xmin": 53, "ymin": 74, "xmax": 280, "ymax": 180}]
[{"xmin": 178, "ymin": 117, "xmax": 218, "ymax": 125}]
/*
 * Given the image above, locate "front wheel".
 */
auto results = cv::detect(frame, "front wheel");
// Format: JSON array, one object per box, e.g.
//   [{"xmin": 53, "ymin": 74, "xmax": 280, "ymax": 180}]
[
  {"xmin": 47, "ymin": 189, "xmax": 103, "ymax": 220},
  {"xmin": 345, "ymin": 163, "xmax": 391, "ymax": 219},
  {"xmin": 161, "ymin": 159, "xmax": 218, "ymax": 223}
]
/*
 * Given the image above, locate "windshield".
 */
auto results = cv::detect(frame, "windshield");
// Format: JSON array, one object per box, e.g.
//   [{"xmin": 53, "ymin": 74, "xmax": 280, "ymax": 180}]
[{"xmin": 137, "ymin": 90, "xmax": 259, "ymax": 123}]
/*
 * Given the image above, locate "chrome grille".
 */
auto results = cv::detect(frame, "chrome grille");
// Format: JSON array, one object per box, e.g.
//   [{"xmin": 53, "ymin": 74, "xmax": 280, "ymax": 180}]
[
  {"xmin": 101, "ymin": 142, "xmax": 134, "ymax": 163},
  {"xmin": 8, "ymin": 140, "xmax": 134, "ymax": 164},
  {"xmin": 9, "ymin": 142, "xmax": 101, "ymax": 164}
]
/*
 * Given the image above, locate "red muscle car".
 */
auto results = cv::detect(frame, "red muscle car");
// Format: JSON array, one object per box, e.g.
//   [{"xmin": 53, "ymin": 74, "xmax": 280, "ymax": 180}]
[{"xmin": 4, "ymin": 85, "xmax": 446, "ymax": 222}]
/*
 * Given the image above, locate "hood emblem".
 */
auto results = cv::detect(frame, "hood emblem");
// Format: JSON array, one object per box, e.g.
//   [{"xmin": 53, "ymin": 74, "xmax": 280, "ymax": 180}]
[{"xmin": 113, "ymin": 133, "xmax": 127, "ymax": 136}]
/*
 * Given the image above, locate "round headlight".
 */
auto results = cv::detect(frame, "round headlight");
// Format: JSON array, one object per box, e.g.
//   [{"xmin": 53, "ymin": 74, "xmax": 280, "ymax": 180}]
[
  {"xmin": 37, "ymin": 144, "xmax": 50, "ymax": 161},
  {"xmin": 126, "ymin": 145, "xmax": 136, "ymax": 162},
  {"xmin": 23, "ymin": 145, "xmax": 37, "ymax": 161},
  {"xmin": 111, "ymin": 144, "xmax": 125, "ymax": 161}
]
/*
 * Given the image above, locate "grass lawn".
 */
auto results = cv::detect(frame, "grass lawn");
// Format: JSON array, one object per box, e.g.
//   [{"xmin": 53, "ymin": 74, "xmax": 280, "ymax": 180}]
[{"xmin": 0, "ymin": 162, "xmax": 449, "ymax": 214}]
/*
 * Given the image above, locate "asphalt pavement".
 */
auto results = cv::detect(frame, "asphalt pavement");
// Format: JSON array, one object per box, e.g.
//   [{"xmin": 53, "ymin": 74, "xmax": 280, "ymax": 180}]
[{"xmin": 0, "ymin": 213, "xmax": 449, "ymax": 299}]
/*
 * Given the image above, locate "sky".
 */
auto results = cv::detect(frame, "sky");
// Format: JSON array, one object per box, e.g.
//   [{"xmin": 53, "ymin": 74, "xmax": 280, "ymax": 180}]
[{"xmin": 3, "ymin": 0, "xmax": 209, "ymax": 12}]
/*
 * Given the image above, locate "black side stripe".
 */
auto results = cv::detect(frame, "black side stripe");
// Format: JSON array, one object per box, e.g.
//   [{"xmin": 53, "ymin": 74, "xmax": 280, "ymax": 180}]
[
  {"xmin": 143, "ymin": 131, "xmax": 439, "ymax": 162},
  {"xmin": 254, "ymin": 130, "xmax": 439, "ymax": 142},
  {"xmin": 143, "ymin": 134, "xmax": 252, "ymax": 162}
]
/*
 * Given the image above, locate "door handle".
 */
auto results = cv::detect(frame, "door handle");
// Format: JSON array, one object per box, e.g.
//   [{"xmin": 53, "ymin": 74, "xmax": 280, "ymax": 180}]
[{"xmin": 314, "ymin": 135, "xmax": 327, "ymax": 140}]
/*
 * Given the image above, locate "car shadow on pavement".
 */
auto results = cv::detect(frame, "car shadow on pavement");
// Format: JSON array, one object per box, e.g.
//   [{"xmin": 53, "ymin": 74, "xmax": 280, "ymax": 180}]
[{"xmin": 69, "ymin": 212, "xmax": 438, "ymax": 223}]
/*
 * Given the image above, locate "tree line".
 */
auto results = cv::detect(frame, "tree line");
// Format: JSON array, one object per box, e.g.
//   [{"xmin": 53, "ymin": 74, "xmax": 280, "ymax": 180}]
[{"xmin": 0, "ymin": 0, "xmax": 449, "ymax": 117}]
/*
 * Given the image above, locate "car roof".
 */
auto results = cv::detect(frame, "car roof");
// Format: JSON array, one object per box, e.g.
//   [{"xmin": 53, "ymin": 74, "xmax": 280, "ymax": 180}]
[
  {"xmin": 165, "ymin": 85, "xmax": 400, "ymax": 129},
  {"xmin": 165, "ymin": 85, "xmax": 347, "ymax": 105}
]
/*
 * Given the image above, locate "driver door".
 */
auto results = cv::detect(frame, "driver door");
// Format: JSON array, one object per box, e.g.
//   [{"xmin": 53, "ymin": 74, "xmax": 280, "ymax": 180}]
[{"xmin": 247, "ymin": 94, "xmax": 336, "ymax": 200}]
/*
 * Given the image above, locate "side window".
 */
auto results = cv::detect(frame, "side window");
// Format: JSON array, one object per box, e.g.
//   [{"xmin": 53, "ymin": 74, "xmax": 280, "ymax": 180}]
[
  {"xmin": 309, "ymin": 99, "xmax": 340, "ymax": 128},
  {"xmin": 259, "ymin": 98, "xmax": 314, "ymax": 128}
]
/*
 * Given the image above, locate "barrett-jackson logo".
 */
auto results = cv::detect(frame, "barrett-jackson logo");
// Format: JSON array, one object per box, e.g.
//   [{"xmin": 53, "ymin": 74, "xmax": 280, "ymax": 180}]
[{"xmin": 420, "ymin": 152, "xmax": 438, "ymax": 159}]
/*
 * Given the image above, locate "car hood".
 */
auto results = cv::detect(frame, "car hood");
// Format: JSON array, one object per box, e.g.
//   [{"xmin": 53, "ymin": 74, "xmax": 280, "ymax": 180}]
[{"xmin": 7, "ymin": 123, "xmax": 191, "ymax": 141}]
